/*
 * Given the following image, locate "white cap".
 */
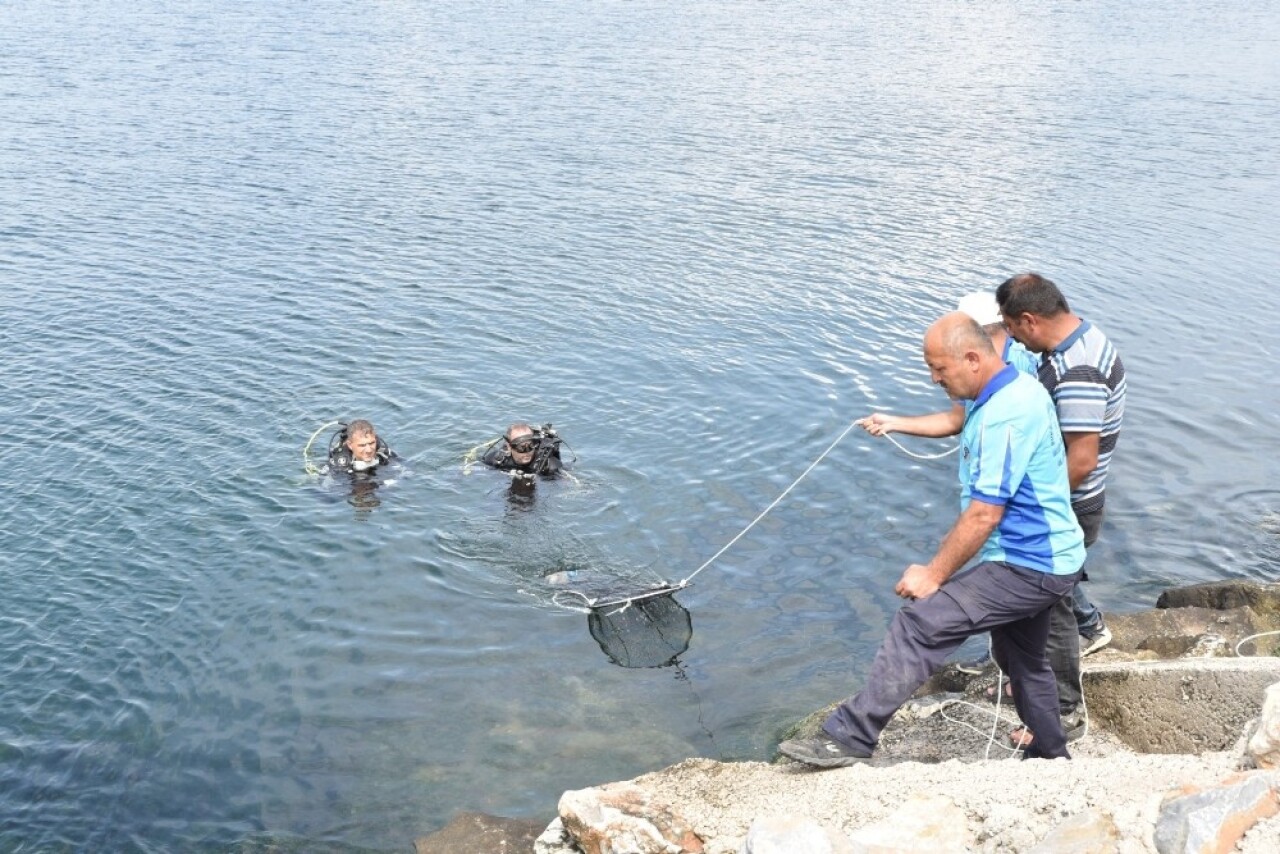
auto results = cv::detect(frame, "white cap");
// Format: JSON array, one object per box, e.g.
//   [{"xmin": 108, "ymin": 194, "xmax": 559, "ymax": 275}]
[{"xmin": 957, "ymin": 291, "xmax": 1001, "ymax": 326}]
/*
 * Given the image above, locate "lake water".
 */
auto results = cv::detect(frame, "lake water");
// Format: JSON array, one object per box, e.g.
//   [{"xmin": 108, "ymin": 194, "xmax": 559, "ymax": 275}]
[{"xmin": 3, "ymin": 0, "xmax": 1279, "ymax": 849}]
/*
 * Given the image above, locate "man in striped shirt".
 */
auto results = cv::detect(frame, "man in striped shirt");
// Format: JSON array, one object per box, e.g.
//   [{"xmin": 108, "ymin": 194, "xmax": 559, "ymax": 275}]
[{"xmin": 997, "ymin": 273, "xmax": 1126, "ymax": 744}]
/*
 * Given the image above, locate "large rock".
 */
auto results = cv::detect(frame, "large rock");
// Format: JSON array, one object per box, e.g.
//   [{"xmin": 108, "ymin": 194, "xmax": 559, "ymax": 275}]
[
  {"xmin": 1107, "ymin": 606, "xmax": 1273, "ymax": 658},
  {"xmin": 414, "ymin": 810, "xmax": 548, "ymax": 854},
  {"xmin": 535, "ymin": 818, "xmax": 578, "ymax": 854},
  {"xmin": 740, "ymin": 814, "xmax": 854, "ymax": 853},
  {"xmin": 1026, "ymin": 808, "xmax": 1120, "ymax": 853},
  {"xmin": 559, "ymin": 782, "xmax": 704, "ymax": 854},
  {"xmin": 1246, "ymin": 683, "xmax": 1280, "ymax": 769},
  {"xmin": 846, "ymin": 794, "xmax": 970, "ymax": 853},
  {"xmin": 1156, "ymin": 582, "xmax": 1280, "ymax": 617},
  {"xmin": 531, "ymin": 583, "xmax": 1280, "ymax": 854},
  {"xmin": 1153, "ymin": 772, "xmax": 1280, "ymax": 854}
]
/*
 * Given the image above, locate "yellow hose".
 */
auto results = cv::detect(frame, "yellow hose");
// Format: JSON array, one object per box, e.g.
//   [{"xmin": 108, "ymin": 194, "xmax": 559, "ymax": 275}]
[
  {"xmin": 303, "ymin": 421, "xmax": 343, "ymax": 475},
  {"xmin": 461, "ymin": 438, "xmax": 499, "ymax": 474}
]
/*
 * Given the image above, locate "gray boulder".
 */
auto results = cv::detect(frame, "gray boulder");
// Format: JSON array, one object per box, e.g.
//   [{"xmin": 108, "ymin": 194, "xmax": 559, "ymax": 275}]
[{"xmin": 1153, "ymin": 772, "xmax": 1280, "ymax": 853}]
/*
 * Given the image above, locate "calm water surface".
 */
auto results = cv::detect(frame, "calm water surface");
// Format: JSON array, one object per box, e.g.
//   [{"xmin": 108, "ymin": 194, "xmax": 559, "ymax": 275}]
[{"xmin": 3, "ymin": 1, "xmax": 1279, "ymax": 849}]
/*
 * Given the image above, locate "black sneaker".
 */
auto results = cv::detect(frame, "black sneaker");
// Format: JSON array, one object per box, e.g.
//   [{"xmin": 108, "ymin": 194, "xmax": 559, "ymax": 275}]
[
  {"xmin": 777, "ymin": 735, "xmax": 872, "ymax": 768},
  {"xmin": 1080, "ymin": 623, "xmax": 1112, "ymax": 657},
  {"xmin": 1061, "ymin": 710, "xmax": 1088, "ymax": 742}
]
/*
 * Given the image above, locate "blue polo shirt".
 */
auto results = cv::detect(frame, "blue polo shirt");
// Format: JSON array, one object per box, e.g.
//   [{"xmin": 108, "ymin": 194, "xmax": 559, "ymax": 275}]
[
  {"xmin": 1003, "ymin": 336, "xmax": 1041, "ymax": 377},
  {"xmin": 960, "ymin": 366, "xmax": 1085, "ymax": 575}
]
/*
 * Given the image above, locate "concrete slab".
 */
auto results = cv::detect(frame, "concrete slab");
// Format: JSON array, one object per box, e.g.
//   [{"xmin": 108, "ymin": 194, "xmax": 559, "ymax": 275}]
[{"xmin": 1083, "ymin": 658, "xmax": 1280, "ymax": 753}]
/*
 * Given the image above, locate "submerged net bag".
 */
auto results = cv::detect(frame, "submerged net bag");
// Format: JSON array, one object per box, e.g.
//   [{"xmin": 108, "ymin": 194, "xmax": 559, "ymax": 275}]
[{"xmin": 587, "ymin": 593, "xmax": 692, "ymax": 668}]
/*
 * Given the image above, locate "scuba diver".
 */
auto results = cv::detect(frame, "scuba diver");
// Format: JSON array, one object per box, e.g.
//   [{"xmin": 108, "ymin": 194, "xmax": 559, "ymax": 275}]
[
  {"xmin": 325, "ymin": 419, "xmax": 395, "ymax": 475},
  {"xmin": 481, "ymin": 423, "xmax": 566, "ymax": 478}
]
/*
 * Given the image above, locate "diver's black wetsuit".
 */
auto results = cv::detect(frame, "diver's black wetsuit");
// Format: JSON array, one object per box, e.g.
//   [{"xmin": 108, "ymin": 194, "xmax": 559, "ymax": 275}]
[{"xmin": 481, "ymin": 440, "xmax": 563, "ymax": 477}]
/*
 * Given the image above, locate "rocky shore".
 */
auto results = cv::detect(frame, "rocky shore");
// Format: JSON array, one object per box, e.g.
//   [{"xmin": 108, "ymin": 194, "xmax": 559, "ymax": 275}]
[{"xmin": 416, "ymin": 581, "xmax": 1280, "ymax": 854}]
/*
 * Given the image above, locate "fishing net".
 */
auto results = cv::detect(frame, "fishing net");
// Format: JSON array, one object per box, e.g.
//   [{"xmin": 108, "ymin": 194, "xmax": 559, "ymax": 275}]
[{"xmin": 587, "ymin": 593, "xmax": 692, "ymax": 668}]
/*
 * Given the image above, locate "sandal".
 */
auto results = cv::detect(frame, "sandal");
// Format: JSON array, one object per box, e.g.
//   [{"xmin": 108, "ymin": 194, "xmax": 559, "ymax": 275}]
[
  {"xmin": 1008, "ymin": 714, "xmax": 1086, "ymax": 749},
  {"xmin": 1008, "ymin": 726, "xmax": 1035, "ymax": 749},
  {"xmin": 984, "ymin": 681, "xmax": 1014, "ymax": 700}
]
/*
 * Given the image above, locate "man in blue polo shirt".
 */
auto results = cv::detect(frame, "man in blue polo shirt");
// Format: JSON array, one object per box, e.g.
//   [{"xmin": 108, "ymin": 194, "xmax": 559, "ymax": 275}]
[{"xmin": 779, "ymin": 312, "xmax": 1085, "ymax": 766}]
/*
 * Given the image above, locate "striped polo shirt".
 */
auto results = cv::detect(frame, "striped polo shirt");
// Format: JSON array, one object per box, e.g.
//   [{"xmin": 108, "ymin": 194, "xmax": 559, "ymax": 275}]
[
  {"xmin": 961, "ymin": 366, "xmax": 1085, "ymax": 576},
  {"xmin": 1037, "ymin": 319, "xmax": 1126, "ymax": 515}
]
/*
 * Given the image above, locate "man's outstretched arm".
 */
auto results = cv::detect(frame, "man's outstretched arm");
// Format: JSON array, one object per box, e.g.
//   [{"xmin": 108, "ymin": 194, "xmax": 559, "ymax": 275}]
[{"xmin": 858, "ymin": 402, "xmax": 965, "ymax": 439}]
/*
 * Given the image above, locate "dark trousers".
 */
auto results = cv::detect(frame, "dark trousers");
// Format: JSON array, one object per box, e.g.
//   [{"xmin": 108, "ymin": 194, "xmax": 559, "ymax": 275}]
[
  {"xmin": 1048, "ymin": 507, "xmax": 1104, "ymax": 714},
  {"xmin": 823, "ymin": 561, "xmax": 1081, "ymax": 760}
]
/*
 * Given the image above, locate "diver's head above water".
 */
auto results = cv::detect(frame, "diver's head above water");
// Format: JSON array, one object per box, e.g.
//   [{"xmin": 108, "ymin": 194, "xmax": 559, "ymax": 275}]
[
  {"xmin": 504, "ymin": 423, "xmax": 537, "ymax": 467},
  {"xmin": 482, "ymin": 422, "xmax": 565, "ymax": 477},
  {"xmin": 345, "ymin": 420, "xmax": 379, "ymax": 464},
  {"xmin": 328, "ymin": 419, "xmax": 393, "ymax": 474}
]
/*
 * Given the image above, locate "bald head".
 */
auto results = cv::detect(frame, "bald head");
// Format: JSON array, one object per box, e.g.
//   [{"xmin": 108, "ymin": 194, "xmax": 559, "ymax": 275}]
[
  {"xmin": 922, "ymin": 312, "xmax": 1003, "ymax": 401},
  {"xmin": 504, "ymin": 422, "xmax": 536, "ymax": 461},
  {"xmin": 925, "ymin": 312, "xmax": 996, "ymax": 359},
  {"xmin": 505, "ymin": 422, "xmax": 534, "ymax": 442}
]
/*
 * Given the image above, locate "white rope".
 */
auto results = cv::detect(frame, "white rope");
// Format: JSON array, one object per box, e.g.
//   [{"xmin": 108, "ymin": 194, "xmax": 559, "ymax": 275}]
[
  {"xmin": 545, "ymin": 418, "xmax": 861, "ymax": 612},
  {"xmin": 548, "ymin": 416, "xmax": 948, "ymax": 612},
  {"xmin": 956, "ymin": 635, "xmax": 1090, "ymax": 760},
  {"xmin": 882, "ymin": 432, "xmax": 959, "ymax": 461},
  {"xmin": 938, "ymin": 698, "xmax": 1024, "ymax": 757},
  {"xmin": 988, "ymin": 667, "xmax": 1010, "ymax": 759},
  {"xmin": 550, "ymin": 590, "xmax": 595, "ymax": 614},
  {"xmin": 677, "ymin": 418, "xmax": 863, "ymax": 587},
  {"xmin": 1235, "ymin": 630, "xmax": 1280, "ymax": 657}
]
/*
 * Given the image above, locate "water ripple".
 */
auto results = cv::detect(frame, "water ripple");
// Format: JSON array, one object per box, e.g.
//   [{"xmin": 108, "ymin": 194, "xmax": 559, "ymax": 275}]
[{"xmin": 3, "ymin": 0, "xmax": 1279, "ymax": 850}]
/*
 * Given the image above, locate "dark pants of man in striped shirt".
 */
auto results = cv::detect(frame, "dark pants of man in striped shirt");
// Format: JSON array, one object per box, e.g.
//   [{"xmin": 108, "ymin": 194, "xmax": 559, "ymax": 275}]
[{"xmin": 1047, "ymin": 506, "xmax": 1105, "ymax": 714}]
